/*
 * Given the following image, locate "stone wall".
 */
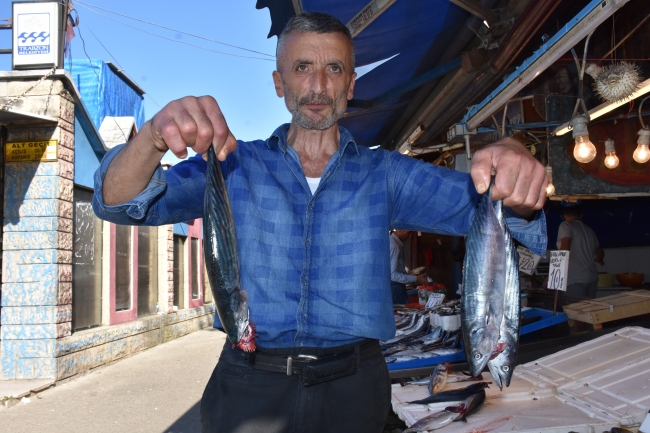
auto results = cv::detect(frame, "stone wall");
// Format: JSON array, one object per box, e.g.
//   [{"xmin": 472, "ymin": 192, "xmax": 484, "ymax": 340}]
[
  {"xmin": 55, "ymin": 304, "xmax": 214, "ymax": 380},
  {"xmin": 1, "ymin": 77, "xmax": 75, "ymax": 380}
]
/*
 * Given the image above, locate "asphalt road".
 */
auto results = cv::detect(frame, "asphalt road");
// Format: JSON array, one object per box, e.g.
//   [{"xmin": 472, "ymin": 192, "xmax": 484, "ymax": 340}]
[{"xmin": 1, "ymin": 328, "xmax": 226, "ymax": 433}]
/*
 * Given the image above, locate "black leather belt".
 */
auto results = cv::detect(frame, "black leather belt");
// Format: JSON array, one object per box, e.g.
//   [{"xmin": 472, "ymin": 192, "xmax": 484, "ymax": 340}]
[{"xmin": 253, "ymin": 340, "xmax": 379, "ymax": 386}]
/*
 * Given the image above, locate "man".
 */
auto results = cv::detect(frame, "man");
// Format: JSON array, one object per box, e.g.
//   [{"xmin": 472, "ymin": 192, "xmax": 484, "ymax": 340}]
[
  {"xmin": 390, "ymin": 230, "xmax": 427, "ymax": 304},
  {"xmin": 93, "ymin": 12, "xmax": 547, "ymax": 433},
  {"xmin": 557, "ymin": 204, "xmax": 604, "ymax": 299}
]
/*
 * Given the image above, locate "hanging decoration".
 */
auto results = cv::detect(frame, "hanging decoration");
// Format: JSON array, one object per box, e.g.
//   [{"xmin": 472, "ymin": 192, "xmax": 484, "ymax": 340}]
[{"xmin": 585, "ymin": 62, "xmax": 642, "ymax": 103}]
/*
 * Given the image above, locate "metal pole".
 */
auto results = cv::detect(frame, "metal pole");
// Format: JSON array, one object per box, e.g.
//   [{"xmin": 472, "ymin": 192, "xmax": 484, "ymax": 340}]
[{"xmin": 464, "ymin": 134, "xmax": 471, "ymax": 160}]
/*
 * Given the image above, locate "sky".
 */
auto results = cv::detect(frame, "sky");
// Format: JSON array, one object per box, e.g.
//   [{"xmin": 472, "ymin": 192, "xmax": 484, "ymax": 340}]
[{"xmin": 0, "ymin": 0, "xmax": 293, "ymax": 163}]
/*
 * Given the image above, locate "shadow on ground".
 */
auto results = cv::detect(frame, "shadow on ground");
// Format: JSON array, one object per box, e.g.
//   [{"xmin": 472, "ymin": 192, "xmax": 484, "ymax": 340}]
[{"xmin": 163, "ymin": 402, "xmax": 201, "ymax": 433}]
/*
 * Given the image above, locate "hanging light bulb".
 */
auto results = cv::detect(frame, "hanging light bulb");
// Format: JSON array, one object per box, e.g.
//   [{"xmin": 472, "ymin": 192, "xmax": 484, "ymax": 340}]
[
  {"xmin": 603, "ymin": 138, "xmax": 619, "ymax": 169},
  {"xmin": 570, "ymin": 115, "xmax": 597, "ymax": 163},
  {"xmin": 633, "ymin": 128, "xmax": 650, "ymax": 163},
  {"xmin": 545, "ymin": 166, "xmax": 555, "ymax": 196}
]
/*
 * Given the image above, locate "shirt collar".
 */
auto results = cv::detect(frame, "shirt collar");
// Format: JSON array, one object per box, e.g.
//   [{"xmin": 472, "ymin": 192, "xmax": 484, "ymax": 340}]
[{"xmin": 266, "ymin": 123, "xmax": 359, "ymax": 156}]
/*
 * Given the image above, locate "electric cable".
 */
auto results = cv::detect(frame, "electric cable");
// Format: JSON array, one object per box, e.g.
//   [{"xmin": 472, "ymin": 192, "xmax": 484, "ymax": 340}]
[
  {"xmin": 74, "ymin": 3, "xmax": 274, "ymax": 62},
  {"xmin": 73, "ymin": 0, "xmax": 275, "ymax": 58}
]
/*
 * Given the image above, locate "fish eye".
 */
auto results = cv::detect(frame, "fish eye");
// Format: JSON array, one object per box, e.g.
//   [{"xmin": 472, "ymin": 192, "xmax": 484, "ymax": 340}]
[
  {"xmin": 502, "ymin": 365, "xmax": 509, "ymax": 372},
  {"xmin": 474, "ymin": 353, "xmax": 481, "ymax": 360}
]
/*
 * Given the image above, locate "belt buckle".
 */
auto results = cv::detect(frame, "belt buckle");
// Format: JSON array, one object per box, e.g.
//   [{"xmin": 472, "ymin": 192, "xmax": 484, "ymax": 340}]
[{"xmin": 286, "ymin": 354, "xmax": 318, "ymax": 376}]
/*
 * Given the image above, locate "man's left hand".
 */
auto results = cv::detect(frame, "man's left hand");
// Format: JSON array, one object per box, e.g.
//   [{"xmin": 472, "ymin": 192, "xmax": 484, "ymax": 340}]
[{"xmin": 470, "ymin": 137, "xmax": 547, "ymax": 219}]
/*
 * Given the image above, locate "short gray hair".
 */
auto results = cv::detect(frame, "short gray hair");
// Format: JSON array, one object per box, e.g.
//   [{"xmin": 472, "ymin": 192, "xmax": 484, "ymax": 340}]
[{"xmin": 276, "ymin": 12, "xmax": 355, "ymax": 71}]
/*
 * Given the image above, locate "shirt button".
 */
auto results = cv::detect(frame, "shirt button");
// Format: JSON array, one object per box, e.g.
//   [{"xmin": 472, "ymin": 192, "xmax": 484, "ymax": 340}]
[
  {"xmin": 302, "ymin": 277, "xmax": 308, "ymax": 284},
  {"xmin": 306, "ymin": 238, "xmax": 311, "ymax": 246},
  {"xmin": 303, "ymin": 315, "xmax": 307, "ymax": 322},
  {"xmin": 308, "ymin": 202, "xmax": 314, "ymax": 209}
]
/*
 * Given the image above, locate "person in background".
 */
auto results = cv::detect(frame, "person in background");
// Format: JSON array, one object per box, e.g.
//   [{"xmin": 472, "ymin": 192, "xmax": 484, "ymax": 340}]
[
  {"xmin": 390, "ymin": 230, "xmax": 427, "ymax": 304},
  {"xmin": 557, "ymin": 204, "xmax": 605, "ymax": 299}
]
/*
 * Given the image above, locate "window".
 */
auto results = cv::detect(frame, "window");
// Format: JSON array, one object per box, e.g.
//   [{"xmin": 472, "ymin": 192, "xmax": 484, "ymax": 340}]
[
  {"xmin": 72, "ymin": 187, "xmax": 103, "ymax": 331},
  {"xmin": 114, "ymin": 225, "xmax": 132, "ymax": 312},
  {"xmin": 173, "ymin": 235, "xmax": 186, "ymax": 310},
  {"xmin": 187, "ymin": 220, "xmax": 204, "ymax": 309},
  {"xmin": 137, "ymin": 226, "xmax": 158, "ymax": 318},
  {"xmin": 191, "ymin": 238, "xmax": 200, "ymax": 301}
]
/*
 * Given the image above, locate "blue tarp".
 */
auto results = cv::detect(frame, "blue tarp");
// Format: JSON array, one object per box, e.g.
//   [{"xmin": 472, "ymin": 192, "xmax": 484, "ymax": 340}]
[
  {"xmin": 64, "ymin": 59, "xmax": 145, "ymax": 131},
  {"xmin": 256, "ymin": 0, "xmax": 470, "ymax": 147}
]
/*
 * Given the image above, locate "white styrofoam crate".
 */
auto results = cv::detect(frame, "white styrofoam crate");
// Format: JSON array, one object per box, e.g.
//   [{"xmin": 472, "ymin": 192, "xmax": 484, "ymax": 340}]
[{"xmin": 393, "ymin": 327, "xmax": 650, "ymax": 432}]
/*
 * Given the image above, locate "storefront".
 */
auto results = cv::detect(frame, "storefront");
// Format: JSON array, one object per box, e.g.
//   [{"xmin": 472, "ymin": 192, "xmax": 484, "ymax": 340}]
[{"xmin": 0, "ymin": 64, "xmax": 214, "ymax": 381}]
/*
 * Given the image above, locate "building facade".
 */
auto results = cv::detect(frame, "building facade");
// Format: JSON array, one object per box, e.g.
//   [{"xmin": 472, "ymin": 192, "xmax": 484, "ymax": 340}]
[{"xmin": 0, "ymin": 64, "xmax": 214, "ymax": 381}]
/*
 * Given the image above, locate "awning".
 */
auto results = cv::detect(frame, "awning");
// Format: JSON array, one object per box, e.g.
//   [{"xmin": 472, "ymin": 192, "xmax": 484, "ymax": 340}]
[
  {"xmin": 255, "ymin": 0, "xmax": 471, "ymax": 148},
  {"xmin": 0, "ymin": 107, "xmax": 58, "ymax": 125}
]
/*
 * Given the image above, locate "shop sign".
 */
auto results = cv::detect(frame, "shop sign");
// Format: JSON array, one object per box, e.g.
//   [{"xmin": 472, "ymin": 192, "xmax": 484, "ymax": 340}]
[
  {"xmin": 547, "ymin": 250, "xmax": 569, "ymax": 291},
  {"xmin": 517, "ymin": 246, "xmax": 540, "ymax": 276},
  {"xmin": 12, "ymin": 2, "xmax": 62, "ymax": 69},
  {"xmin": 6, "ymin": 140, "xmax": 58, "ymax": 162},
  {"xmin": 425, "ymin": 293, "xmax": 445, "ymax": 308}
]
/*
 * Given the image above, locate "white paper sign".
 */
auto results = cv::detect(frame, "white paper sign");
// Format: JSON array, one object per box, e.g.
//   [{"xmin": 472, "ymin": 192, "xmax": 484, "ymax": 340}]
[
  {"xmin": 517, "ymin": 246, "xmax": 541, "ymax": 276},
  {"xmin": 548, "ymin": 250, "xmax": 569, "ymax": 291},
  {"xmin": 425, "ymin": 293, "xmax": 445, "ymax": 308}
]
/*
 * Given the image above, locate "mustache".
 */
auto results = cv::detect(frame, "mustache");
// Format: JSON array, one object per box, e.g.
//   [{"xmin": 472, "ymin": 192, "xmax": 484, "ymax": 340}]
[{"xmin": 298, "ymin": 94, "xmax": 334, "ymax": 106}]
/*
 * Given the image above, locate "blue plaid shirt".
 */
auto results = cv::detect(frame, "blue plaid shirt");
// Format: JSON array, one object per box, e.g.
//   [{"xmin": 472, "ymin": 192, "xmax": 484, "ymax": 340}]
[{"xmin": 93, "ymin": 124, "xmax": 547, "ymax": 348}]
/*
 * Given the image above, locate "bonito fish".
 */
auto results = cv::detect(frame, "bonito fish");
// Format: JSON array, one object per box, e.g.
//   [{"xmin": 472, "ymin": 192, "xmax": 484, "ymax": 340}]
[
  {"xmin": 203, "ymin": 146, "xmax": 256, "ymax": 352},
  {"xmin": 461, "ymin": 180, "xmax": 506, "ymax": 377},
  {"xmin": 488, "ymin": 201, "xmax": 521, "ymax": 389},
  {"xmin": 403, "ymin": 390, "xmax": 486, "ymax": 432}
]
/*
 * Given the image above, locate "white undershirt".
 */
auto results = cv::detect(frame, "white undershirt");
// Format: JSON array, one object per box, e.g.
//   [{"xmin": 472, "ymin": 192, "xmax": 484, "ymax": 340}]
[{"xmin": 306, "ymin": 176, "xmax": 321, "ymax": 194}]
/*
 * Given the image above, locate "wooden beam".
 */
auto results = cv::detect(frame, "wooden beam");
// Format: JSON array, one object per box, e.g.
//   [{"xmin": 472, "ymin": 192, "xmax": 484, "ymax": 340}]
[{"xmin": 449, "ymin": 0, "xmax": 497, "ymax": 27}]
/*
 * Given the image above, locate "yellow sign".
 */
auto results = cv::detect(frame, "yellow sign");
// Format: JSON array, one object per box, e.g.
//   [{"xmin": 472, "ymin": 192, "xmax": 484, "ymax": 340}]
[{"xmin": 6, "ymin": 140, "xmax": 58, "ymax": 162}]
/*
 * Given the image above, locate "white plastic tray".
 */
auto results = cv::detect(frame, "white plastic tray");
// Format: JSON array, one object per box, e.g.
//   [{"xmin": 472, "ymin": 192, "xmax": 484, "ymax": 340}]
[{"xmin": 393, "ymin": 326, "xmax": 650, "ymax": 432}]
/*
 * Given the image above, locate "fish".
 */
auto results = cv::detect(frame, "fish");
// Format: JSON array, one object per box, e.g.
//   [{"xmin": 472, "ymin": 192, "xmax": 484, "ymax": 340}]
[
  {"xmin": 461, "ymin": 179, "xmax": 506, "ymax": 377},
  {"xmin": 407, "ymin": 382, "xmax": 489, "ymax": 405},
  {"xmin": 428, "ymin": 361, "xmax": 451, "ymax": 394},
  {"xmin": 403, "ymin": 390, "xmax": 486, "ymax": 432},
  {"xmin": 203, "ymin": 146, "xmax": 256, "ymax": 352},
  {"xmin": 487, "ymin": 200, "xmax": 521, "ymax": 389},
  {"xmin": 447, "ymin": 372, "xmax": 483, "ymax": 383}
]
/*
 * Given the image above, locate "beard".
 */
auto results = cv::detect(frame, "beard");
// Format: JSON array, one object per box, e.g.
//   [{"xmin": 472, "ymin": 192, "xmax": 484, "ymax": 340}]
[{"xmin": 284, "ymin": 85, "xmax": 348, "ymax": 130}]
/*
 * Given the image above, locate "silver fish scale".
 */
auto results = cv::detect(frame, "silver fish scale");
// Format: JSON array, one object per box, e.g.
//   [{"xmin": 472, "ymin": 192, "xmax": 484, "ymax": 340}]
[
  {"xmin": 203, "ymin": 146, "xmax": 252, "ymax": 347},
  {"xmin": 461, "ymin": 181, "xmax": 506, "ymax": 377},
  {"xmin": 488, "ymin": 199, "xmax": 521, "ymax": 388}
]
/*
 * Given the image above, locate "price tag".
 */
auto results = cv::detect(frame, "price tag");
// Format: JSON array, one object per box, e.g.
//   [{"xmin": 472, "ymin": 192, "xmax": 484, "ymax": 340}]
[
  {"xmin": 425, "ymin": 293, "xmax": 445, "ymax": 308},
  {"xmin": 547, "ymin": 250, "xmax": 569, "ymax": 291},
  {"xmin": 517, "ymin": 246, "xmax": 540, "ymax": 276}
]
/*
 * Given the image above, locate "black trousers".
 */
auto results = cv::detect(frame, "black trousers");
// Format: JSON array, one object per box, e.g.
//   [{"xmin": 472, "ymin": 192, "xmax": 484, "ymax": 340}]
[{"xmin": 200, "ymin": 339, "xmax": 391, "ymax": 433}]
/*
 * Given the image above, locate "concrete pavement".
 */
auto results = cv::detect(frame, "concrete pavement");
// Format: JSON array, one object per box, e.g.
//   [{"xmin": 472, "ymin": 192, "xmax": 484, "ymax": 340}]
[{"xmin": 0, "ymin": 327, "xmax": 226, "ymax": 433}]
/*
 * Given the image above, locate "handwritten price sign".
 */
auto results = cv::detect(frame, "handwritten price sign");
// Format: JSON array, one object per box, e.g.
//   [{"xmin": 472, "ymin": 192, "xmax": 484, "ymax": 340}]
[
  {"xmin": 517, "ymin": 246, "xmax": 540, "ymax": 276},
  {"xmin": 548, "ymin": 250, "xmax": 569, "ymax": 291}
]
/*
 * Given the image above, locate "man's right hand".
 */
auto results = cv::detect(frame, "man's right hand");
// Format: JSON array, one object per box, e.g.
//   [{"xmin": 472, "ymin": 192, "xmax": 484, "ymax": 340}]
[
  {"xmin": 102, "ymin": 96, "xmax": 236, "ymax": 206},
  {"xmin": 148, "ymin": 96, "xmax": 238, "ymax": 161}
]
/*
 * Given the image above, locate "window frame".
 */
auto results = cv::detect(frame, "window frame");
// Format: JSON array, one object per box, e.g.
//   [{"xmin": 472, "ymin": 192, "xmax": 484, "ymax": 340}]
[{"xmin": 187, "ymin": 219, "xmax": 204, "ymax": 309}]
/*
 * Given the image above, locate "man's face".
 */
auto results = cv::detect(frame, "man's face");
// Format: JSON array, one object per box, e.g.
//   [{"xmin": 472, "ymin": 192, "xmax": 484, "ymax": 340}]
[{"xmin": 273, "ymin": 31, "xmax": 356, "ymax": 130}]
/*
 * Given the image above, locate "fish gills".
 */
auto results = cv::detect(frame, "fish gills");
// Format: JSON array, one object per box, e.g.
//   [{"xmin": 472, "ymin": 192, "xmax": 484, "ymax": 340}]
[
  {"xmin": 488, "ymin": 200, "xmax": 521, "ymax": 388},
  {"xmin": 461, "ymin": 181, "xmax": 506, "ymax": 377},
  {"xmin": 203, "ymin": 146, "xmax": 256, "ymax": 352}
]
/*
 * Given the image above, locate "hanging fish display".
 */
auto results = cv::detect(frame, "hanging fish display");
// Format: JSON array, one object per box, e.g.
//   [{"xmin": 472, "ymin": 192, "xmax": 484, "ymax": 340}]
[
  {"xmin": 203, "ymin": 146, "xmax": 256, "ymax": 352},
  {"xmin": 461, "ymin": 177, "xmax": 521, "ymax": 387}
]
